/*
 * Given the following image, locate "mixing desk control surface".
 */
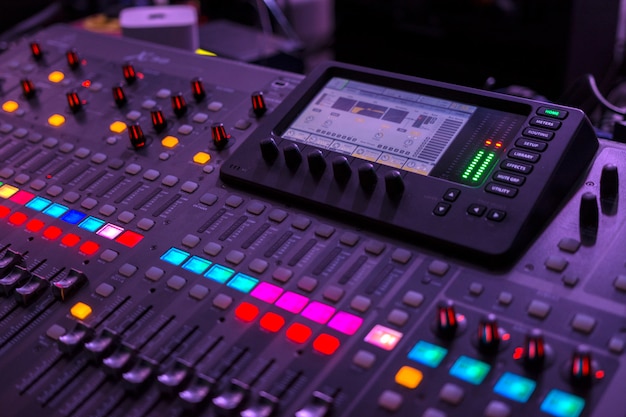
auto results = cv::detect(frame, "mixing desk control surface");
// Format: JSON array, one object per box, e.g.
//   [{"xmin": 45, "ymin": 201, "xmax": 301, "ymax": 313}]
[{"xmin": 0, "ymin": 24, "xmax": 624, "ymax": 417}]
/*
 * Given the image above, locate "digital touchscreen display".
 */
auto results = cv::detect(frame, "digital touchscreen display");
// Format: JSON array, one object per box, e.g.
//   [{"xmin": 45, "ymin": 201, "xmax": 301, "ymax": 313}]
[{"xmin": 278, "ymin": 76, "xmax": 528, "ymax": 185}]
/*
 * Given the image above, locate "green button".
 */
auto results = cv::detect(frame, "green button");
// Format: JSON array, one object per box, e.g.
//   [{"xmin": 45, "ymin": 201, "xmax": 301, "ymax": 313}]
[
  {"xmin": 160, "ymin": 247, "xmax": 189, "ymax": 266},
  {"xmin": 26, "ymin": 196, "xmax": 51, "ymax": 211},
  {"xmin": 182, "ymin": 256, "xmax": 212, "ymax": 274},
  {"xmin": 227, "ymin": 273, "xmax": 259, "ymax": 293},
  {"xmin": 540, "ymin": 389, "xmax": 585, "ymax": 417},
  {"xmin": 204, "ymin": 264, "xmax": 234, "ymax": 283},
  {"xmin": 407, "ymin": 340, "xmax": 447, "ymax": 368},
  {"xmin": 43, "ymin": 203, "xmax": 68, "ymax": 218},
  {"xmin": 79, "ymin": 216, "xmax": 106, "ymax": 232},
  {"xmin": 493, "ymin": 372, "xmax": 536, "ymax": 402},
  {"xmin": 449, "ymin": 355, "xmax": 490, "ymax": 385}
]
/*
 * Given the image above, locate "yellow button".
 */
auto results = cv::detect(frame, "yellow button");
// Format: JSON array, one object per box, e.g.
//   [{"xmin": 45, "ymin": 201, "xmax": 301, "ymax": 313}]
[
  {"xmin": 0, "ymin": 184, "xmax": 19, "ymax": 198},
  {"xmin": 48, "ymin": 114, "xmax": 66, "ymax": 127},
  {"xmin": 48, "ymin": 71, "xmax": 65, "ymax": 83},
  {"xmin": 193, "ymin": 152, "xmax": 211, "ymax": 164},
  {"xmin": 110, "ymin": 121, "xmax": 127, "ymax": 133},
  {"xmin": 395, "ymin": 366, "xmax": 423, "ymax": 389},
  {"xmin": 70, "ymin": 302, "xmax": 92, "ymax": 320},
  {"xmin": 2, "ymin": 100, "xmax": 19, "ymax": 113},
  {"xmin": 161, "ymin": 135, "xmax": 179, "ymax": 148}
]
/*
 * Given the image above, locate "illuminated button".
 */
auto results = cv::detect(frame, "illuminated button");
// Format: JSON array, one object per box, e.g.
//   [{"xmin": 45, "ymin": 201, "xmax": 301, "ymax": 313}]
[
  {"xmin": 193, "ymin": 152, "xmax": 211, "ymax": 164},
  {"xmin": 79, "ymin": 241, "xmax": 99, "ymax": 255},
  {"xmin": 408, "ymin": 340, "xmax": 448, "ymax": 368},
  {"xmin": 493, "ymin": 372, "xmax": 536, "ymax": 403},
  {"xmin": 10, "ymin": 190, "xmax": 35, "ymax": 205},
  {"xmin": 313, "ymin": 333, "xmax": 340, "ymax": 355},
  {"xmin": 0, "ymin": 205, "xmax": 10, "ymax": 217},
  {"xmin": 327, "ymin": 311, "xmax": 363, "ymax": 335},
  {"xmin": 70, "ymin": 302, "xmax": 92, "ymax": 320},
  {"xmin": 62, "ymin": 209, "xmax": 86, "ymax": 224},
  {"xmin": 234, "ymin": 301, "xmax": 259, "ymax": 322},
  {"xmin": 26, "ymin": 219, "xmax": 45, "ymax": 232},
  {"xmin": 78, "ymin": 216, "xmax": 105, "ymax": 232},
  {"xmin": 250, "ymin": 281, "xmax": 283, "ymax": 303},
  {"xmin": 182, "ymin": 256, "xmax": 212, "ymax": 274},
  {"xmin": 110, "ymin": 121, "xmax": 127, "ymax": 134},
  {"xmin": 540, "ymin": 390, "xmax": 585, "ymax": 417},
  {"xmin": 26, "ymin": 196, "xmax": 51, "ymax": 211},
  {"xmin": 260, "ymin": 312, "xmax": 285, "ymax": 332},
  {"xmin": 0, "ymin": 184, "xmax": 19, "ymax": 199},
  {"xmin": 395, "ymin": 366, "xmax": 423, "ymax": 389},
  {"xmin": 161, "ymin": 135, "xmax": 179, "ymax": 148},
  {"xmin": 160, "ymin": 247, "xmax": 189, "ymax": 265},
  {"xmin": 449, "ymin": 355, "xmax": 491, "ymax": 385},
  {"xmin": 115, "ymin": 230, "xmax": 143, "ymax": 247},
  {"xmin": 204, "ymin": 264, "xmax": 234, "ymax": 283},
  {"xmin": 96, "ymin": 223, "xmax": 124, "ymax": 239},
  {"xmin": 43, "ymin": 203, "xmax": 68, "ymax": 218},
  {"xmin": 227, "ymin": 273, "xmax": 258, "ymax": 293},
  {"xmin": 43, "ymin": 226, "xmax": 63, "ymax": 240},
  {"xmin": 364, "ymin": 324, "xmax": 403, "ymax": 351},
  {"xmin": 286, "ymin": 323, "xmax": 312, "ymax": 344},
  {"xmin": 48, "ymin": 114, "xmax": 66, "ymax": 127},
  {"xmin": 61, "ymin": 233, "xmax": 81, "ymax": 247},
  {"xmin": 2, "ymin": 100, "xmax": 19, "ymax": 113},
  {"xmin": 8, "ymin": 212, "xmax": 28, "ymax": 226},
  {"xmin": 301, "ymin": 301, "xmax": 336, "ymax": 324},
  {"xmin": 48, "ymin": 71, "xmax": 65, "ymax": 83},
  {"xmin": 275, "ymin": 291, "xmax": 309, "ymax": 314}
]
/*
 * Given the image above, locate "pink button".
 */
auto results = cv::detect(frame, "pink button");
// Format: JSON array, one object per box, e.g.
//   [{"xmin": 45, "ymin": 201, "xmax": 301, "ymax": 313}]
[
  {"xmin": 250, "ymin": 281, "xmax": 284, "ymax": 304},
  {"xmin": 301, "ymin": 301, "xmax": 335, "ymax": 324},
  {"xmin": 274, "ymin": 291, "xmax": 309, "ymax": 314},
  {"xmin": 327, "ymin": 311, "xmax": 363, "ymax": 335}
]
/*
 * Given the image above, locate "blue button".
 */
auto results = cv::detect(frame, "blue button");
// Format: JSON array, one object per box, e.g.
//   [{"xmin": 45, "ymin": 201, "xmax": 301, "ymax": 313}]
[
  {"xmin": 227, "ymin": 273, "xmax": 259, "ymax": 293},
  {"xmin": 407, "ymin": 340, "xmax": 447, "ymax": 368},
  {"xmin": 62, "ymin": 209, "xmax": 86, "ymax": 224},
  {"xmin": 25, "ymin": 196, "xmax": 51, "ymax": 211},
  {"xmin": 449, "ymin": 355, "xmax": 490, "ymax": 385},
  {"xmin": 43, "ymin": 203, "xmax": 68, "ymax": 218},
  {"xmin": 182, "ymin": 256, "xmax": 212, "ymax": 274},
  {"xmin": 79, "ymin": 216, "xmax": 106, "ymax": 232},
  {"xmin": 540, "ymin": 389, "xmax": 585, "ymax": 417},
  {"xmin": 493, "ymin": 372, "xmax": 536, "ymax": 402},
  {"xmin": 160, "ymin": 247, "xmax": 189, "ymax": 266},
  {"xmin": 204, "ymin": 264, "xmax": 234, "ymax": 283}
]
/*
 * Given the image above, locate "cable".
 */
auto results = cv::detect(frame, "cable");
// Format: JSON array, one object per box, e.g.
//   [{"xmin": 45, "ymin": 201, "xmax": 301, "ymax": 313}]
[{"xmin": 586, "ymin": 73, "xmax": 626, "ymax": 116}]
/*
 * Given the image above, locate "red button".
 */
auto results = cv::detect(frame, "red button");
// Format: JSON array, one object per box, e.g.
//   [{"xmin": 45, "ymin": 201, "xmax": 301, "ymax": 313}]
[
  {"xmin": 43, "ymin": 226, "xmax": 62, "ymax": 240},
  {"xmin": 0, "ymin": 206, "xmax": 10, "ymax": 218},
  {"xmin": 115, "ymin": 230, "xmax": 143, "ymax": 247},
  {"xmin": 313, "ymin": 333, "xmax": 340, "ymax": 355},
  {"xmin": 286, "ymin": 323, "xmax": 312, "ymax": 344},
  {"xmin": 79, "ymin": 241, "xmax": 99, "ymax": 255},
  {"xmin": 26, "ymin": 219, "xmax": 45, "ymax": 232},
  {"xmin": 61, "ymin": 233, "xmax": 81, "ymax": 247},
  {"xmin": 8, "ymin": 212, "xmax": 28, "ymax": 226},
  {"xmin": 235, "ymin": 302, "xmax": 260, "ymax": 322},
  {"xmin": 260, "ymin": 312, "xmax": 285, "ymax": 333}
]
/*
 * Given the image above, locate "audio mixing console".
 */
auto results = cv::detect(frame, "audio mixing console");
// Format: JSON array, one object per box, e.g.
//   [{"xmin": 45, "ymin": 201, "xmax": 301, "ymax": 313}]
[{"xmin": 0, "ymin": 24, "xmax": 624, "ymax": 417}]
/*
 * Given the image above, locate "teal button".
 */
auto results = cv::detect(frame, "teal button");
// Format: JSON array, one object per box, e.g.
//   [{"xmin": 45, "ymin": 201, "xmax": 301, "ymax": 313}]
[
  {"xmin": 43, "ymin": 203, "xmax": 68, "ymax": 218},
  {"xmin": 407, "ymin": 340, "xmax": 447, "ymax": 368},
  {"xmin": 204, "ymin": 264, "xmax": 234, "ymax": 283},
  {"xmin": 79, "ymin": 216, "xmax": 106, "ymax": 232},
  {"xmin": 493, "ymin": 372, "xmax": 536, "ymax": 402},
  {"xmin": 182, "ymin": 256, "xmax": 212, "ymax": 274},
  {"xmin": 540, "ymin": 390, "xmax": 585, "ymax": 417},
  {"xmin": 160, "ymin": 247, "xmax": 189, "ymax": 266},
  {"xmin": 26, "ymin": 196, "xmax": 52, "ymax": 211},
  {"xmin": 449, "ymin": 355, "xmax": 490, "ymax": 385},
  {"xmin": 227, "ymin": 273, "xmax": 258, "ymax": 293}
]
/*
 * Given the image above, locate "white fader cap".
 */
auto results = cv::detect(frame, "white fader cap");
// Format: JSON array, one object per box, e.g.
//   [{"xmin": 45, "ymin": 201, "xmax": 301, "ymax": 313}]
[{"xmin": 119, "ymin": 5, "xmax": 199, "ymax": 51}]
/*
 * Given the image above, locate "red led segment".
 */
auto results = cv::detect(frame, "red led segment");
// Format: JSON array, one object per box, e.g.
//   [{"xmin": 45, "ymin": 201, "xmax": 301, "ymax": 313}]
[
  {"xmin": 259, "ymin": 312, "xmax": 285, "ymax": 333},
  {"xmin": 9, "ymin": 190, "xmax": 35, "ymax": 205},
  {"xmin": 313, "ymin": 333, "xmax": 340, "ymax": 355},
  {"xmin": 43, "ymin": 226, "xmax": 63, "ymax": 240},
  {"xmin": 8, "ymin": 212, "xmax": 28, "ymax": 226},
  {"xmin": 235, "ymin": 302, "xmax": 260, "ymax": 322},
  {"xmin": 61, "ymin": 233, "xmax": 81, "ymax": 247},
  {"xmin": 79, "ymin": 241, "xmax": 100, "ymax": 255},
  {"xmin": 26, "ymin": 219, "xmax": 45, "ymax": 232},
  {"xmin": 0, "ymin": 206, "xmax": 10, "ymax": 218},
  {"xmin": 115, "ymin": 230, "xmax": 144, "ymax": 247},
  {"xmin": 286, "ymin": 323, "xmax": 312, "ymax": 344}
]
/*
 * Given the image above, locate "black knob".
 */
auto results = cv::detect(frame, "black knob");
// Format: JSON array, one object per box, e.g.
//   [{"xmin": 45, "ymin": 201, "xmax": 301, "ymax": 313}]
[
  {"xmin": 476, "ymin": 314, "xmax": 500, "ymax": 355},
  {"xmin": 84, "ymin": 329, "xmax": 119, "ymax": 362},
  {"xmin": 171, "ymin": 92, "xmax": 188, "ymax": 117},
  {"xmin": 358, "ymin": 163, "xmax": 377, "ymax": 193},
  {"xmin": 251, "ymin": 91, "xmax": 267, "ymax": 117},
  {"xmin": 283, "ymin": 143, "xmax": 302, "ymax": 171},
  {"xmin": 151, "ymin": 108, "xmax": 167, "ymax": 133},
  {"xmin": 112, "ymin": 85, "xmax": 127, "ymax": 108},
  {"xmin": 178, "ymin": 375, "xmax": 216, "ymax": 411},
  {"xmin": 385, "ymin": 170, "xmax": 405, "ymax": 199},
  {"xmin": 212, "ymin": 379, "xmax": 249, "ymax": 411},
  {"xmin": 29, "ymin": 42, "xmax": 44, "ymax": 61},
  {"xmin": 14, "ymin": 275, "xmax": 48, "ymax": 306},
  {"xmin": 66, "ymin": 91, "xmax": 83, "ymax": 113},
  {"xmin": 332, "ymin": 156, "xmax": 352, "ymax": 185},
  {"xmin": 57, "ymin": 323, "xmax": 93, "ymax": 355},
  {"xmin": 66, "ymin": 48, "xmax": 81, "ymax": 70},
  {"xmin": 102, "ymin": 344, "xmax": 136, "ymax": 377},
  {"xmin": 579, "ymin": 192, "xmax": 598, "ymax": 244},
  {"xmin": 122, "ymin": 62, "xmax": 137, "ymax": 85},
  {"xmin": 435, "ymin": 300, "xmax": 458, "ymax": 340},
  {"xmin": 569, "ymin": 345, "xmax": 594, "ymax": 388},
  {"xmin": 0, "ymin": 265, "xmax": 31, "ymax": 296},
  {"xmin": 51, "ymin": 268, "xmax": 87, "ymax": 301},
  {"xmin": 157, "ymin": 360, "xmax": 193, "ymax": 395},
  {"xmin": 522, "ymin": 328, "xmax": 547, "ymax": 372},
  {"xmin": 600, "ymin": 163, "xmax": 618, "ymax": 213},
  {"xmin": 128, "ymin": 123, "xmax": 146, "ymax": 149},
  {"xmin": 307, "ymin": 149, "xmax": 327, "ymax": 177},
  {"xmin": 122, "ymin": 357, "xmax": 158, "ymax": 393},
  {"xmin": 211, "ymin": 122, "xmax": 230, "ymax": 149},
  {"xmin": 260, "ymin": 138, "xmax": 279, "ymax": 164},
  {"xmin": 20, "ymin": 78, "xmax": 37, "ymax": 99},
  {"xmin": 191, "ymin": 77, "xmax": 206, "ymax": 102}
]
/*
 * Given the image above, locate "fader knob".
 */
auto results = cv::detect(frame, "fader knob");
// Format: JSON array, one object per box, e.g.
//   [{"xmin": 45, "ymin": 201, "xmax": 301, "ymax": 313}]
[
  {"xmin": 284, "ymin": 143, "xmax": 303, "ymax": 171},
  {"xmin": 385, "ymin": 170, "xmax": 405, "ymax": 199},
  {"xmin": 476, "ymin": 313, "xmax": 500, "ymax": 355},
  {"xmin": 579, "ymin": 192, "xmax": 598, "ymax": 244},
  {"xmin": 171, "ymin": 92, "xmax": 188, "ymax": 117},
  {"xmin": 358, "ymin": 163, "xmax": 377, "ymax": 193},
  {"xmin": 260, "ymin": 138, "xmax": 279, "ymax": 164},
  {"xmin": 522, "ymin": 328, "xmax": 546, "ymax": 372},
  {"xmin": 332, "ymin": 156, "xmax": 352, "ymax": 185},
  {"xmin": 211, "ymin": 122, "xmax": 230, "ymax": 149},
  {"xmin": 569, "ymin": 345, "xmax": 593, "ymax": 388},
  {"xmin": 600, "ymin": 163, "xmax": 618, "ymax": 211},
  {"xmin": 435, "ymin": 300, "xmax": 458, "ymax": 340},
  {"xmin": 308, "ymin": 149, "xmax": 327, "ymax": 178},
  {"xmin": 251, "ymin": 91, "xmax": 267, "ymax": 117},
  {"xmin": 191, "ymin": 77, "xmax": 206, "ymax": 102}
]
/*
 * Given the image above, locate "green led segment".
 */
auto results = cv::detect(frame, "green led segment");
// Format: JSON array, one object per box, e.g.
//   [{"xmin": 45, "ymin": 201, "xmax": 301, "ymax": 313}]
[
  {"xmin": 160, "ymin": 247, "xmax": 190, "ymax": 266},
  {"xmin": 407, "ymin": 340, "xmax": 447, "ymax": 368},
  {"xmin": 204, "ymin": 264, "xmax": 235, "ymax": 283},
  {"xmin": 449, "ymin": 355, "xmax": 490, "ymax": 385},
  {"xmin": 227, "ymin": 273, "xmax": 259, "ymax": 293},
  {"xmin": 182, "ymin": 256, "xmax": 212, "ymax": 274},
  {"xmin": 462, "ymin": 150, "xmax": 496, "ymax": 183},
  {"xmin": 493, "ymin": 372, "xmax": 536, "ymax": 403},
  {"xmin": 78, "ymin": 216, "xmax": 106, "ymax": 232},
  {"xmin": 540, "ymin": 390, "xmax": 585, "ymax": 417},
  {"xmin": 25, "ymin": 196, "xmax": 51, "ymax": 211}
]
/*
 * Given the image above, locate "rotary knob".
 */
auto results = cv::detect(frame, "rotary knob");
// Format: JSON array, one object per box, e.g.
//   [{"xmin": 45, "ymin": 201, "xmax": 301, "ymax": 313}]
[
  {"xmin": 332, "ymin": 156, "xmax": 352, "ymax": 185},
  {"xmin": 66, "ymin": 48, "xmax": 81, "ymax": 70},
  {"xmin": 307, "ymin": 149, "xmax": 327, "ymax": 178},
  {"xmin": 66, "ymin": 90, "xmax": 83, "ymax": 113},
  {"xmin": 600, "ymin": 163, "xmax": 618, "ymax": 213},
  {"xmin": 385, "ymin": 170, "xmax": 405, "ymax": 199},
  {"xmin": 251, "ymin": 91, "xmax": 267, "ymax": 117},
  {"xmin": 171, "ymin": 92, "xmax": 188, "ymax": 117},
  {"xmin": 579, "ymin": 192, "xmax": 598, "ymax": 244},
  {"xmin": 128, "ymin": 123, "xmax": 146, "ymax": 149},
  {"xmin": 211, "ymin": 123, "xmax": 230, "ymax": 149},
  {"xmin": 283, "ymin": 143, "xmax": 302, "ymax": 171},
  {"xmin": 191, "ymin": 77, "xmax": 206, "ymax": 102},
  {"xmin": 260, "ymin": 138, "xmax": 279, "ymax": 164},
  {"xmin": 151, "ymin": 108, "xmax": 167, "ymax": 133},
  {"xmin": 122, "ymin": 62, "xmax": 137, "ymax": 85},
  {"xmin": 476, "ymin": 313, "xmax": 501, "ymax": 355},
  {"xmin": 358, "ymin": 163, "xmax": 378, "ymax": 193},
  {"xmin": 435, "ymin": 300, "xmax": 459, "ymax": 340},
  {"xmin": 521, "ymin": 328, "xmax": 552, "ymax": 372},
  {"xmin": 569, "ymin": 345, "xmax": 594, "ymax": 388}
]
